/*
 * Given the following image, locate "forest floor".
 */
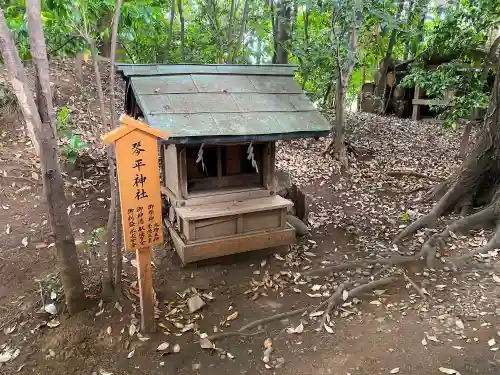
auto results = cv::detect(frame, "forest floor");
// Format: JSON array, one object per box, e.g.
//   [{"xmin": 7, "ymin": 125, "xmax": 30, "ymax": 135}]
[{"xmin": 1, "ymin": 60, "xmax": 500, "ymax": 375}]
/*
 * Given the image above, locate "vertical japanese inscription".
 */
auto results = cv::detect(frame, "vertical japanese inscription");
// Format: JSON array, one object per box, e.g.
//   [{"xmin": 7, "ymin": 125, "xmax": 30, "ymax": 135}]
[{"xmin": 116, "ymin": 131, "xmax": 164, "ymax": 251}]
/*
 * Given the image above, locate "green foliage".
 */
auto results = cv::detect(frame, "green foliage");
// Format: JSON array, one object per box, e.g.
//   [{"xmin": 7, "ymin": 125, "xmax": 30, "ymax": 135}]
[
  {"xmin": 56, "ymin": 106, "xmax": 70, "ymax": 132},
  {"xmin": 2, "ymin": 0, "xmax": 497, "ymax": 123},
  {"xmin": 398, "ymin": 0, "xmax": 498, "ymax": 127},
  {"xmin": 60, "ymin": 134, "xmax": 89, "ymax": 164}
]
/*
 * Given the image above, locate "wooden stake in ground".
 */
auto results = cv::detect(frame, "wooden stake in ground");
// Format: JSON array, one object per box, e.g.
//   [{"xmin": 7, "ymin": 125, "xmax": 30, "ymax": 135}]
[
  {"xmin": 102, "ymin": 115, "xmax": 168, "ymax": 332},
  {"xmin": 136, "ymin": 247, "xmax": 155, "ymax": 331}
]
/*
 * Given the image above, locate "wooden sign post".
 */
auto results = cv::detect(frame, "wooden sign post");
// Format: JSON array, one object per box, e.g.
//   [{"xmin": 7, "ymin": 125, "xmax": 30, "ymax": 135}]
[{"xmin": 103, "ymin": 114, "xmax": 168, "ymax": 332}]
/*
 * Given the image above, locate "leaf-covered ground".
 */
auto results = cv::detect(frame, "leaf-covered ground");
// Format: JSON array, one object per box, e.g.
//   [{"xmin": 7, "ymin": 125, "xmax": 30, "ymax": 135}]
[{"xmin": 0, "ymin": 60, "xmax": 500, "ymax": 375}]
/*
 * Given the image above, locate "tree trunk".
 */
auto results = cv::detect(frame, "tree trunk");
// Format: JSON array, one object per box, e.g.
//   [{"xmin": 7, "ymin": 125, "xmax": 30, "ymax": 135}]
[
  {"xmin": 0, "ymin": 19, "xmax": 40, "ymax": 155},
  {"xmin": 232, "ymin": 0, "xmax": 250, "ymax": 62},
  {"xmin": 177, "ymin": 0, "xmax": 185, "ymax": 62},
  {"xmin": 225, "ymin": 0, "xmax": 235, "ymax": 64},
  {"xmin": 458, "ymin": 121, "xmax": 473, "ymax": 160},
  {"xmin": 75, "ymin": 52, "xmax": 84, "ymax": 84},
  {"xmin": 271, "ymin": 0, "xmax": 278, "ymax": 64},
  {"xmin": 275, "ymin": 0, "xmax": 291, "ymax": 64},
  {"xmin": 107, "ymin": 0, "xmax": 123, "ymax": 298},
  {"xmin": 165, "ymin": 0, "xmax": 176, "ymax": 63},
  {"xmin": 334, "ymin": 70, "xmax": 348, "ymax": 168},
  {"xmin": 89, "ymin": 39, "xmax": 107, "ymax": 135},
  {"xmin": 301, "ymin": 5, "xmax": 310, "ymax": 90},
  {"xmin": 87, "ymin": 36, "xmax": 112, "ymax": 296},
  {"xmin": 2, "ymin": 5, "xmax": 86, "ymax": 313}
]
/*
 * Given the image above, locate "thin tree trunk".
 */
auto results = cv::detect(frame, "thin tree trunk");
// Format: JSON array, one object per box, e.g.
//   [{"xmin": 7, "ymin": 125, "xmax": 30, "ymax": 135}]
[
  {"xmin": 166, "ymin": 0, "xmax": 176, "ymax": 63},
  {"xmin": 177, "ymin": 0, "xmax": 185, "ymax": 62},
  {"xmin": 256, "ymin": 37, "xmax": 262, "ymax": 64},
  {"xmin": 0, "ymin": 21, "xmax": 40, "ymax": 154},
  {"xmin": 334, "ymin": 70, "xmax": 348, "ymax": 168},
  {"xmin": 301, "ymin": 5, "xmax": 310, "ymax": 90},
  {"xmin": 232, "ymin": 0, "xmax": 250, "ymax": 62},
  {"xmin": 271, "ymin": 0, "xmax": 278, "ymax": 64},
  {"xmin": 89, "ymin": 40, "xmax": 107, "ymax": 133},
  {"xmin": 275, "ymin": 0, "xmax": 291, "ymax": 64},
  {"xmin": 87, "ymin": 37, "xmax": 113, "ymax": 296},
  {"xmin": 403, "ymin": 0, "xmax": 415, "ymax": 60},
  {"xmin": 4, "ymin": 5, "xmax": 86, "ymax": 313},
  {"xmin": 226, "ymin": 0, "xmax": 235, "ymax": 64},
  {"xmin": 109, "ymin": 0, "xmax": 123, "ymax": 297}
]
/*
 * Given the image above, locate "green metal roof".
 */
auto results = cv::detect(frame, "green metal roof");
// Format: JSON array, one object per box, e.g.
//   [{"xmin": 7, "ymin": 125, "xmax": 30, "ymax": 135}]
[{"xmin": 117, "ymin": 64, "xmax": 331, "ymax": 144}]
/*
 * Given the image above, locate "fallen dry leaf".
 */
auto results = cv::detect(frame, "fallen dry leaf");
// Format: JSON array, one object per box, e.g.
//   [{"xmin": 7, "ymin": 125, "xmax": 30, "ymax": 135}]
[
  {"xmin": 264, "ymin": 338, "xmax": 272, "ymax": 348},
  {"xmin": 439, "ymin": 367, "xmax": 459, "ymax": 375},
  {"xmin": 342, "ymin": 290, "xmax": 349, "ymax": 301},
  {"xmin": 157, "ymin": 342, "xmax": 170, "ymax": 351},
  {"xmin": 226, "ymin": 311, "xmax": 239, "ymax": 321},
  {"xmin": 286, "ymin": 322, "xmax": 304, "ymax": 334},
  {"xmin": 200, "ymin": 337, "xmax": 214, "ymax": 349}
]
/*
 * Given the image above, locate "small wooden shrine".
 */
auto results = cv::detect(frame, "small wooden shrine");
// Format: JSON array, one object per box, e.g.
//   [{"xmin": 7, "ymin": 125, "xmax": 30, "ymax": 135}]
[{"xmin": 117, "ymin": 64, "xmax": 331, "ymax": 263}]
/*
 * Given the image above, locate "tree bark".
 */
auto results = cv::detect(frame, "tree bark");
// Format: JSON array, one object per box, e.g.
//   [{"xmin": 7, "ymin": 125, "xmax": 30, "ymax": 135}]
[
  {"xmin": 165, "ymin": 0, "xmax": 176, "ymax": 63},
  {"xmin": 2, "ymin": 5, "xmax": 86, "ymax": 314},
  {"xmin": 0, "ymin": 18, "xmax": 40, "ymax": 155},
  {"xmin": 275, "ymin": 0, "xmax": 291, "ymax": 64},
  {"xmin": 301, "ymin": 5, "xmax": 310, "ymax": 90},
  {"xmin": 108, "ymin": 0, "xmax": 123, "ymax": 297},
  {"xmin": 177, "ymin": 0, "xmax": 185, "ymax": 62},
  {"xmin": 225, "ymin": 0, "xmax": 235, "ymax": 64},
  {"xmin": 232, "ymin": 0, "xmax": 250, "ymax": 62},
  {"xmin": 88, "ymin": 39, "xmax": 107, "ymax": 136},
  {"xmin": 27, "ymin": 4, "xmax": 56, "ymax": 136}
]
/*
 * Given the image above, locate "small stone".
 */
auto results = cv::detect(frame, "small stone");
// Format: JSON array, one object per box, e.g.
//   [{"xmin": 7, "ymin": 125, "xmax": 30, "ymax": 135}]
[{"xmin": 187, "ymin": 295, "xmax": 206, "ymax": 313}]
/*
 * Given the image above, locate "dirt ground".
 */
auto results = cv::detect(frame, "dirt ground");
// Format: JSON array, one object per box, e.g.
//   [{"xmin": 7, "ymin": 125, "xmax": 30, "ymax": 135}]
[{"xmin": 1, "ymin": 61, "xmax": 500, "ymax": 375}]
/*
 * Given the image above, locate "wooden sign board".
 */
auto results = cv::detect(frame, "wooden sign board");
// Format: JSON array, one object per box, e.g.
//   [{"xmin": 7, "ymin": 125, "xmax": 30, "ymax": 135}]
[
  {"xmin": 103, "ymin": 115, "xmax": 168, "ymax": 332},
  {"xmin": 103, "ymin": 115, "xmax": 168, "ymax": 251}
]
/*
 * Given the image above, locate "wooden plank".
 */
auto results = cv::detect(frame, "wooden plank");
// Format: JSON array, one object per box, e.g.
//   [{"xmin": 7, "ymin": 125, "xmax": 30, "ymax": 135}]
[
  {"xmin": 178, "ymin": 147, "xmax": 188, "ymax": 198},
  {"xmin": 191, "ymin": 74, "xmax": 257, "ymax": 93},
  {"xmin": 164, "ymin": 145, "xmax": 180, "ymax": 198},
  {"xmin": 170, "ymin": 224, "xmax": 296, "ymax": 263},
  {"xmin": 182, "ymin": 187, "xmax": 272, "ymax": 206},
  {"xmin": 263, "ymin": 142, "xmax": 276, "ymax": 191},
  {"xmin": 412, "ymin": 98, "xmax": 450, "ymax": 106},
  {"xmin": 412, "ymin": 84, "xmax": 422, "ymax": 121},
  {"xmin": 136, "ymin": 247, "xmax": 156, "ymax": 332},
  {"xmin": 131, "ymin": 75, "xmax": 198, "ymax": 95},
  {"xmin": 231, "ymin": 93, "xmax": 296, "ymax": 112},
  {"xmin": 216, "ymin": 145, "xmax": 222, "ymax": 186},
  {"xmin": 243, "ymin": 209, "xmax": 281, "ymax": 232},
  {"xmin": 175, "ymin": 195, "xmax": 293, "ymax": 220},
  {"xmin": 237, "ymin": 215, "xmax": 244, "ymax": 233},
  {"xmin": 216, "ymin": 65, "xmax": 297, "ymax": 76},
  {"xmin": 194, "ymin": 216, "xmax": 238, "ymax": 241}
]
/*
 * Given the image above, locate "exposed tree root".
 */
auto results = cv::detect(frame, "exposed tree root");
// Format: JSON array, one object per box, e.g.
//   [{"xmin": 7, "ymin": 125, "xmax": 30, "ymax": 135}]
[
  {"xmin": 451, "ymin": 224, "xmax": 500, "ymax": 266},
  {"xmin": 207, "ymin": 275, "xmax": 398, "ymax": 341},
  {"xmin": 317, "ymin": 276, "xmax": 396, "ymax": 332},
  {"xmin": 387, "ymin": 170, "xmax": 440, "ymax": 181},
  {"xmin": 403, "ymin": 272, "xmax": 426, "ymax": 299}
]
